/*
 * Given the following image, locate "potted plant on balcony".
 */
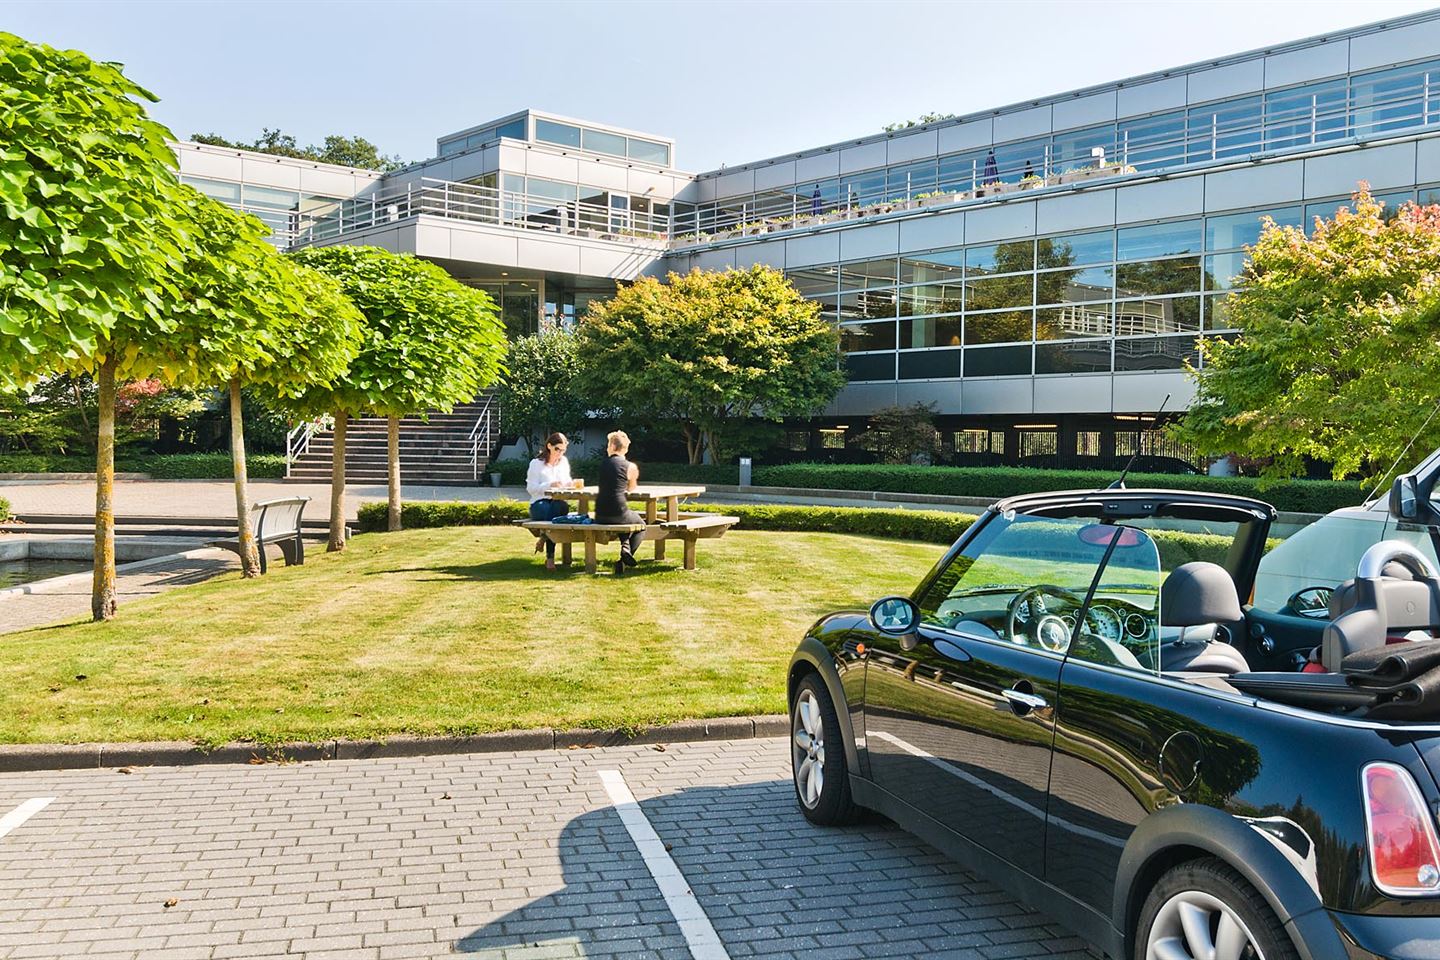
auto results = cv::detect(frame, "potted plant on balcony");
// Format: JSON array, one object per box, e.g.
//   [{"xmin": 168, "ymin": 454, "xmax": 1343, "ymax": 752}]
[{"xmin": 1017, "ymin": 174, "xmax": 1045, "ymax": 191}]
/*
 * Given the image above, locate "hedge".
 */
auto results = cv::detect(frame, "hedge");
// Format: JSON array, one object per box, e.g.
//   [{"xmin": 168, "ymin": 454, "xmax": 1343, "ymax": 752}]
[
  {"xmin": 0, "ymin": 452, "xmax": 285, "ymax": 479},
  {"xmin": 490, "ymin": 459, "xmax": 1364, "ymax": 516}
]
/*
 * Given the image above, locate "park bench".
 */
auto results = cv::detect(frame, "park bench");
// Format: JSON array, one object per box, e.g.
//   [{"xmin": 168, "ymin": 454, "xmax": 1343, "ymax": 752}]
[
  {"xmin": 659, "ymin": 514, "xmax": 741, "ymax": 569},
  {"xmin": 517, "ymin": 512, "xmax": 740, "ymax": 574},
  {"xmin": 212, "ymin": 496, "xmax": 310, "ymax": 574}
]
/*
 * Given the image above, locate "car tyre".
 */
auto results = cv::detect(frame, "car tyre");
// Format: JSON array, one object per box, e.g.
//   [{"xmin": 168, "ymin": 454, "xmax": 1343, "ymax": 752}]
[
  {"xmin": 1135, "ymin": 857, "xmax": 1298, "ymax": 960},
  {"xmin": 791, "ymin": 673, "xmax": 861, "ymax": 826}
]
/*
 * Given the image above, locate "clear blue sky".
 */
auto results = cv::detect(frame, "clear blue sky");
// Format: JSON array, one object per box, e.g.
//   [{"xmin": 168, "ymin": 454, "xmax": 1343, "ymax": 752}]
[{"xmin": 6, "ymin": 0, "xmax": 1440, "ymax": 172}]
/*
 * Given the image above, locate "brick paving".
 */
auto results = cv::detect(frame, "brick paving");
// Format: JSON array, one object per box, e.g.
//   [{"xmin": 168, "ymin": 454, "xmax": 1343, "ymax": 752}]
[{"xmin": 0, "ymin": 737, "xmax": 1099, "ymax": 960}]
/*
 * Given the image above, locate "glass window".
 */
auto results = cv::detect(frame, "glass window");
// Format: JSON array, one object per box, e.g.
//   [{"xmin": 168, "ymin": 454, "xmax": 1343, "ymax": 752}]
[
  {"xmin": 1203, "ymin": 253, "xmax": 1249, "ymax": 291},
  {"xmin": 966, "ymin": 275, "xmax": 1034, "ymax": 312},
  {"xmin": 1350, "ymin": 60, "xmax": 1437, "ymax": 137},
  {"xmin": 965, "ymin": 344, "xmax": 1032, "ymax": 377},
  {"xmin": 992, "ymin": 137, "xmax": 1049, "ymax": 184},
  {"xmin": 526, "ymin": 178, "xmax": 578, "ymax": 201},
  {"xmin": 838, "ymin": 257, "xmax": 898, "ymax": 290},
  {"xmin": 900, "ymin": 249, "xmax": 965, "ymax": 284},
  {"xmin": 1073, "ymin": 526, "xmax": 1161, "ymax": 673},
  {"xmin": 967, "ymin": 239, "xmax": 1035, "ymax": 275},
  {"xmin": 887, "ymin": 160, "xmax": 939, "ymax": 200},
  {"xmin": 1036, "ymin": 339, "xmax": 1112, "ymax": 374},
  {"xmin": 1077, "ymin": 431, "xmax": 1102, "ymax": 456},
  {"xmin": 242, "ymin": 184, "xmax": 299, "ymax": 210},
  {"xmin": 955, "ymin": 429, "xmax": 990, "ymax": 454},
  {"xmin": 834, "ymin": 289, "xmax": 897, "ymax": 321},
  {"xmin": 787, "ymin": 266, "xmax": 840, "ymax": 297},
  {"xmin": 900, "ymin": 349, "xmax": 962, "ymax": 379},
  {"xmin": 1115, "ymin": 296, "xmax": 1199, "ymax": 335},
  {"xmin": 535, "ymin": 119, "xmax": 581, "ymax": 148},
  {"xmin": 1253, "ymin": 513, "xmax": 1440, "ymax": 613},
  {"xmin": 899, "ymin": 283, "xmax": 963, "ymax": 317},
  {"xmin": 1037, "ymin": 265, "xmax": 1112, "ymax": 305},
  {"xmin": 465, "ymin": 127, "xmax": 494, "ymax": 148},
  {"xmin": 1186, "ymin": 96, "xmax": 1262, "ymax": 162},
  {"xmin": 1045, "ymin": 229, "xmax": 1113, "ymax": 267},
  {"xmin": 495, "ymin": 118, "xmax": 527, "ymax": 140},
  {"xmin": 1037, "ymin": 304, "xmax": 1112, "ymax": 340},
  {"xmin": 1115, "ymin": 258, "xmax": 1202, "ymax": 297},
  {"xmin": 1114, "ymin": 335, "xmax": 1199, "ymax": 371},
  {"xmin": 1264, "ymin": 79, "xmax": 1347, "ymax": 149},
  {"xmin": 900, "ymin": 315, "xmax": 963, "ymax": 348},
  {"xmin": 938, "ymin": 150, "xmax": 987, "ymax": 193},
  {"xmin": 840, "ymin": 169, "xmax": 887, "ymax": 206},
  {"xmin": 844, "ymin": 352, "xmax": 895, "ymax": 381},
  {"xmin": 438, "ymin": 139, "xmax": 465, "ymax": 157},
  {"xmin": 1204, "ymin": 293, "xmax": 1237, "ymax": 331},
  {"xmin": 1052, "ymin": 124, "xmax": 1117, "ymax": 174},
  {"xmin": 628, "ymin": 138, "xmax": 671, "ymax": 165},
  {"xmin": 1118, "ymin": 110, "xmax": 1186, "ymax": 170},
  {"xmin": 502, "ymin": 173, "xmax": 525, "ymax": 193},
  {"xmin": 183, "ymin": 176, "xmax": 240, "ymax": 203},
  {"xmin": 839, "ymin": 321, "xmax": 897, "ymax": 353},
  {"xmin": 966, "ymin": 309, "xmax": 1034, "ymax": 344},
  {"xmin": 1205, "ymin": 207, "xmax": 1302, "ymax": 250},
  {"xmin": 583, "ymin": 128, "xmax": 627, "ymax": 157},
  {"xmin": 1116, "ymin": 219, "xmax": 1202, "ymax": 260}
]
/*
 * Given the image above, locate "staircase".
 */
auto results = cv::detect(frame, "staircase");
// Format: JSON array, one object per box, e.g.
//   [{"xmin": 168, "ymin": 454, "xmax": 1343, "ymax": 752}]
[{"xmin": 285, "ymin": 396, "xmax": 498, "ymax": 487}]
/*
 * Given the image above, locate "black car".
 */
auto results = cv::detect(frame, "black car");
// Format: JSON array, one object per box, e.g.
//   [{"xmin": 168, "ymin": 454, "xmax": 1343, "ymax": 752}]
[{"xmin": 789, "ymin": 479, "xmax": 1440, "ymax": 960}]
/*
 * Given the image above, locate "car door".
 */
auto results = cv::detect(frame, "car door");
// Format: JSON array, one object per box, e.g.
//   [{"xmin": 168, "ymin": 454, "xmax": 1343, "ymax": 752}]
[{"xmin": 862, "ymin": 511, "xmax": 1117, "ymax": 877}]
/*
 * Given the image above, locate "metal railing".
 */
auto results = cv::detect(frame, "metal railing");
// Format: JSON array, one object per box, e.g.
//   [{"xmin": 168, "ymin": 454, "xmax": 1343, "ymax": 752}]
[
  {"xmin": 469, "ymin": 395, "xmax": 498, "ymax": 482},
  {"xmin": 292, "ymin": 178, "xmax": 673, "ymax": 246},
  {"xmin": 285, "ymin": 419, "xmax": 325, "ymax": 478}
]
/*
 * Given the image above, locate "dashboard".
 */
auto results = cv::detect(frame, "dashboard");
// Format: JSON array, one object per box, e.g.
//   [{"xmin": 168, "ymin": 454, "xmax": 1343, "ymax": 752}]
[{"xmin": 929, "ymin": 587, "xmax": 1158, "ymax": 655}]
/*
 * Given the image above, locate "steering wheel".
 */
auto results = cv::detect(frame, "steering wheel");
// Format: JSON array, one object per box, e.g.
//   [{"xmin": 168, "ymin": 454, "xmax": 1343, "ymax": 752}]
[{"xmin": 1007, "ymin": 585, "xmax": 1082, "ymax": 652}]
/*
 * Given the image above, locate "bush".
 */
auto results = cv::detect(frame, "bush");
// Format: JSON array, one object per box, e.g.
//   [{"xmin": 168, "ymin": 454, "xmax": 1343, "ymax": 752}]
[
  {"xmin": 492, "ymin": 457, "xmax": 738, "ymax": 486},
  {"xmin": 356, "ymin": 498, "xmax": 529, "ymax": 534},
  {"xmin": 0, "ymin": 496, "xmax": 10, "ymax": 522},
  {"xmin": 751, "ymin": 463, "xmax": 1363, "ymax": 515},
  {"xmin": 0, "ymin": 452, "xmax": 285, "ymax": 479}
]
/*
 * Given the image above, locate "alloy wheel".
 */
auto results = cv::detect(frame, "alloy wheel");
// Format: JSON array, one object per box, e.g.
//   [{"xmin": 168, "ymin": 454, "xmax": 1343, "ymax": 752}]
[
  {"xmin": 1146, "ymin": 889, "xmax": 1265, "ymax": 960},
  {"xmin": 792, "ymin": 689, "xmax": 826, "ymax": 808}
]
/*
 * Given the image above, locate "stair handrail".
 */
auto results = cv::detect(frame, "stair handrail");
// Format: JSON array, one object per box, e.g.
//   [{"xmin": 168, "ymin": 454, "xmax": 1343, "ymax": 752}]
[
  {"xmin": 468, "ymin": 395, "xmax": 497, "ymax": 482},
  {"xmin": 285, "ymin": 417, "xmax": 329, "ymax": 478}
]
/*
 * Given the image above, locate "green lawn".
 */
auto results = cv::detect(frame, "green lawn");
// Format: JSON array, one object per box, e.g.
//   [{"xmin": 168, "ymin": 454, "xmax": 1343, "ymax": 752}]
[{"xmin": 0, "ymin": 527, "xmax": 940, "ymax": 746}]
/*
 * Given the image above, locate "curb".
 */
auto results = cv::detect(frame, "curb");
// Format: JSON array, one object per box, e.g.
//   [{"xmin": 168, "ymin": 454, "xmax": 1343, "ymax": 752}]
[{"xmin": 0, "ymin": 715, "xmax": 791, "ymax": 773}]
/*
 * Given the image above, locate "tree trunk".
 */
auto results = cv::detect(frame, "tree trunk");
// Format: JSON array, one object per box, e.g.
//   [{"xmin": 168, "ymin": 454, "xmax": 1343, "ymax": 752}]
[
  {"xmin": 387, "ymin": 414, "xmax": 402, "ymax": 532},
  {"xmin": 229, "ymin": 378, "xmax": 261, "ymax": 578},
  {"xmin": 328, "ymin": 412, "xmax": 347, "ymax": 552},
  {"xmin": 682, "ymin": 424, "xmax": 702, "ymax": 465},
  {"xmin": 92, "ymin": 358, "xmax": 117, "ymax": 621}
]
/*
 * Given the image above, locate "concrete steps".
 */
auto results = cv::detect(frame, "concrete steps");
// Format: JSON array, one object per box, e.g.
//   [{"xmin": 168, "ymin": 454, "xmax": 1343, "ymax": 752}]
[{"xmin": 287, "ymin": 395, "xmax": 497, "ymax": 485}]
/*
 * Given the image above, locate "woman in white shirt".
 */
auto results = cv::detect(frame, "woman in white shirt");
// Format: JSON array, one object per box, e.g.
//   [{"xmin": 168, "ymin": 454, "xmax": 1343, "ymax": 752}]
[{"xmin": 526, "ymin": 432, "xmax": 574, "ymax": 570}]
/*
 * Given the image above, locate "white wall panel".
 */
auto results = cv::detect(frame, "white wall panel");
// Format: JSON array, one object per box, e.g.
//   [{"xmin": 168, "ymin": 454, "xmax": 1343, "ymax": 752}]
[
  {"xmin": 448, "ymin": 228, "xmax": 518, "ymax": 266},
  {"xmin": 1264, "ymin": 43, "xmax": 1349, "ymax": 88},
  {"xmin": 838, "ymin": 222, "xmax": 900, "ymax": 261},
  {"xmin": 960, "ymin": 377, "xmax": 1034, "ymax": 415},
  {"xmin": 1186, "ymin": 60, "xmax": 1265, "ymax": 104},
  {"xmin": 899, "ymin": 210, "xmax": 965, "ymax": 252},
  {"xmin": 733, "ymin": 240, "xmax": 785, "ymax": 269},
  {"xmin": 886, "ymin": 130, "xmax": 938, "ymax": 164},
  {"xmin": 1114, "ymin": 178, "xmax": 1204, "ymax": 223},
  {"xmin": 580, "ymin": 245, "xmax": 645, "ymax": 279},
  {"xmin": 897, "ymin": 381, "xmax": 963, "ymax": 414},
  {"xmin": 300, "ymin": 168, "xmax": 362, "ymax": 197},
  {"xmin": 1116, "ymin": 76, "xmax": 1187, "ymax": 118},
  {"xmin": 1203, "ymin": 159, "xmax": 1303, "ymax": 211},
  {"xmin": 516, "ymin": 237, "xmax": 583, "ymax": 273},
  {"xmin": 1303, "ymin": 143, "xmax": 1416, "ymax": 198},
  {"xmin": 964, "ymin": 202, "xmax": 1037, "ymax": 243},
  {"xmin": 716, "ymin": 169, "xmax": 755, "ymax": 198},
  {"xmin": 826, "ymin": 382, "xmax": 899, "ymax": 416},
  {"xmin": 1417, "ymin": 138, "xmax": 1440, "ymax": 184},
  {"xmin": 626, "ymin": 169, "xmax": 672, "ymax": 196},
  {"xmin": 784, "ymin": 232, "xmax": 840, "ymax": 267},
  {"xmin": 994, "ymin": 105, "xmax": 1052, "ymax": 142},
  {"xmin": 938, "ymin": 118, "xmax": 994, "ymax": 153},
  {"xmin": 1034, "ymin": 375, "xmax": 1112, "ymax": 414},
  {"xmin": 1035, "ymin": 190, "xmax": 1115, "ymax": 235},
  {"xmin": 1052, "ymin": 91, "xmax": 1116, "ymax": 130},
  {"xmin": 524, "ymin": 151, "xmax": 580, "ymax": 183},
  {"xmin": 840, "ymin": 141, "xmax": 887, "ymax": 174},
  {"xmin": 693, "ymin": 247, "xmax": 736, "ymax": 272},
  {"xmin": 177, "ymin": 147, "xmax": 244, "ymax": 182},
  {"xmin": 578, "ymin": 158, "xmax": 628, "ymax": 191},
  {"xmin": 1112, "ymin": 372, "xmax": 1195, "ymax": 412},
  {"xmin": 240, "ymin": 157, "xmax": 302, "ymax": 190},
  {"xmin": 1350, "ymin": 20, "xmax": 1440, "ymax": 71},
  {"xmin": 796, "ymin": 152, "xmax": 841, "ymax": 182},
  {"xmin": 755, "ymin": 161, "xmax": 797, "ymax": 191}
]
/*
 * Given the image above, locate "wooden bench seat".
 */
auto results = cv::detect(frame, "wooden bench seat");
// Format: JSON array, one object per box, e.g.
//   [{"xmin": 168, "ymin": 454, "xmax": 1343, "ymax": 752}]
[{"xmin": 515, "ymin": 514, "xmax": 739, "ymax": 573}]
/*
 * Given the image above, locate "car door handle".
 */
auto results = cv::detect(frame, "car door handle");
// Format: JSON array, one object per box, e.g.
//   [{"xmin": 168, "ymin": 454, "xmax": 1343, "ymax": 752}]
[{"xmin": 1002, "ymin": 688, "xmax": 1048, "ymax": 716}]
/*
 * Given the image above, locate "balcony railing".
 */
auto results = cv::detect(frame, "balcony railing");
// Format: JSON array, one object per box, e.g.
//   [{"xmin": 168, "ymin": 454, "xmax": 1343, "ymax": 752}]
[{"xmin": 291, "ymin": 178, "xmax": 673, "ymax": 246}]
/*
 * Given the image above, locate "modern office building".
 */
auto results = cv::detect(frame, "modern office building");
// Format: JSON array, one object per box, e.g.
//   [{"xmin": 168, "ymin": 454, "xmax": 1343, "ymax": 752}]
[{"xmin": 176, "ymin": 10, "xmax": 1440, "ymax": 465}]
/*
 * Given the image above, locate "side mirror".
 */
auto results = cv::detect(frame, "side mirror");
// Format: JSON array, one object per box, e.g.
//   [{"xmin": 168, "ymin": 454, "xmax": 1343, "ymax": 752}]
[
  {"xmin": 1391, "ymin": 475, "xmax": 1420, "ymax": 521},
  {"xmin": 1288, "ymin": 586, "xmax": 1333, "ymax": 619},
  {"xmin": 869, "ymin": 596, "xmax": 919, "ymax": 635}
]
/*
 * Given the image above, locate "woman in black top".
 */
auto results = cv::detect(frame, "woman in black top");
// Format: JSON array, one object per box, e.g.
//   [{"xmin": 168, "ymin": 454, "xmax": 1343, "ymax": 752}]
[{"xmin": 595, "ymin": 430, "xmax": 645, "ymax": 575}]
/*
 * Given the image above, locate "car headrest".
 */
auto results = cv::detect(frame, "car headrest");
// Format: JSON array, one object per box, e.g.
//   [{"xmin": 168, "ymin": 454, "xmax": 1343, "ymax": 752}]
[
  {"xmin": 1331, "ymin": 563, "xmax": 1415, "ymax": 618},
  {"xmin": 1160, "ymin": 562, "xmax": 1243, "ymax": 627}
]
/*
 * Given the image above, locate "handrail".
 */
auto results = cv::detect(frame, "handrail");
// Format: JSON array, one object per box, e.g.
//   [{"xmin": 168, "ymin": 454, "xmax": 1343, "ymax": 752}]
[
  {"xmin": 468, "ymin": 395, "xmax": 497, "ymax": 482},
  {"xmin": 285, "ymin": 419, "xmax": 323, "ymax": 478}
]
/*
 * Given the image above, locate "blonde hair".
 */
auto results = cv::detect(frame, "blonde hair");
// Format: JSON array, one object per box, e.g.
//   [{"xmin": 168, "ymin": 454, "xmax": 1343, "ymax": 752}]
[{"xmin": 607, "ymin": 430, "xmax": 630, "ymax": 454}]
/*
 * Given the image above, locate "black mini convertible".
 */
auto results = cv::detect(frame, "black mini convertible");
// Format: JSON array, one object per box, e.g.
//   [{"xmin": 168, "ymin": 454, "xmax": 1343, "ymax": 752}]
[{"xmin": 789, "ymin": 469, "xmax": 1440, "ymax": 960}]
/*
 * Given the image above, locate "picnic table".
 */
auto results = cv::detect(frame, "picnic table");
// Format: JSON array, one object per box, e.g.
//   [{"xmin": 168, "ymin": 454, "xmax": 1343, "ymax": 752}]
[{"xmin": 518, "ymin": 484, "xmax": 739, "ymax": 574}]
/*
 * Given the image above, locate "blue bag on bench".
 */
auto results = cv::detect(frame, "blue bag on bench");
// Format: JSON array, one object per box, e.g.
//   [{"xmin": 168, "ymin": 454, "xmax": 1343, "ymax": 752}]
[{"xmin": 550, "ymin": 514, "xmax": 593, "ymax": 525}]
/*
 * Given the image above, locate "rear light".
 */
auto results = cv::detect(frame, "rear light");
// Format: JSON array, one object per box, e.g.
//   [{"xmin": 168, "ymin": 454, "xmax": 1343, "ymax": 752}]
[{"xmin": 1362, "ymin": 762, "xmax": 1440, "ymax": 896}]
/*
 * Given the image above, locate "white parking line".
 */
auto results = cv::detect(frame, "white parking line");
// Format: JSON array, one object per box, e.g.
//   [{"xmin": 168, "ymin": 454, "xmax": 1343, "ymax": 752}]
[
  {"xmin": 597, "ymin": 770, "xmax": 730, "ymax": 960},
  {"xmin": 0, "ymin": 798, "xmax": 54, "ymax": 840}
]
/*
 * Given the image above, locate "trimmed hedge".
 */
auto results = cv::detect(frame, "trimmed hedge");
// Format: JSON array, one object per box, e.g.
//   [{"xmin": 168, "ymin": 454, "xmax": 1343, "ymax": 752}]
[
  {"xmin": 491, "ymin": 458, "xmax": 1363, "ymax": 516},
  {"xmin": 0, "ymin": 452, "xmax": 284, "ymax": 479},
  {"xmin": 357, "ymin": 498, "xmax": 529, "ymax": 533}
]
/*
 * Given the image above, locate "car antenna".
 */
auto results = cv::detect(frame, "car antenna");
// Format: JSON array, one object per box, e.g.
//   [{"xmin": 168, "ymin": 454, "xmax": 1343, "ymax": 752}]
[
  {"xmin": 1107, "ymin": 394, "xmax": 1171, "ymax": 490},
  {"xmin": 1362, "ymin": 396, "xmax": 1440, "ymax": 505}
]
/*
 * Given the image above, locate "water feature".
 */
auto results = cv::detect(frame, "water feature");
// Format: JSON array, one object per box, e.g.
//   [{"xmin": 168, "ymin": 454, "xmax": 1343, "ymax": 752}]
[{"xmin": 0, "ymin": 557, "xmax": 91, "ymax": 589}]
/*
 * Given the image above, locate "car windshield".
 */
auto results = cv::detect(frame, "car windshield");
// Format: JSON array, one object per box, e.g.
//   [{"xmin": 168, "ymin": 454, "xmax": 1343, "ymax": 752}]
[{"xmin": 1253, "ymin": 513, "xmax": 1440, "ymax": 612}]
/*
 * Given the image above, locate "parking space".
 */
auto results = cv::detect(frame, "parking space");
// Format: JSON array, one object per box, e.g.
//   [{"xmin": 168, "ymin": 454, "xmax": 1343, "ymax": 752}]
[{"xmin": 0, "ymin": 738, "xmax": 1096, "ymax": 960}]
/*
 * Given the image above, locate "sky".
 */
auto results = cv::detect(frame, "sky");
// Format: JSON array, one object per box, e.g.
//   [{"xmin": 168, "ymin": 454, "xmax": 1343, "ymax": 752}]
[{"xmin": 6, "ymin": 0, "xmax": 1440, "ymax": 173}]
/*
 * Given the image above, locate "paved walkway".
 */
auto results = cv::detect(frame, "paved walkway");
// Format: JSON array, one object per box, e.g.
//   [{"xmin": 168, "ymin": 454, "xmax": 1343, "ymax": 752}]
[
  {"xmin": 0, "ymin": 479, "xmax": 980, "ymax": 521},
  {"xmin": 0, "ymin": 737, "xmax": 1094, "ymax": 960},
  {"xmin": 0, "ymin": 548, "xmax": 240, "ymax": 635}
]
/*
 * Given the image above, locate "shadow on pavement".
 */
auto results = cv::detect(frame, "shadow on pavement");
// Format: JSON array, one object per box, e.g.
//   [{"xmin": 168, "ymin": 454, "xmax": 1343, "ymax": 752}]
[{"xmin": 456, "ymin": 778, "xmax": 1095, "ymax": 958}]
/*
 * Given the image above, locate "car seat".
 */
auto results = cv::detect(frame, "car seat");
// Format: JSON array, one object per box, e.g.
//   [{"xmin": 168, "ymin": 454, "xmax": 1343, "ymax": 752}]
[
  {"xmin": 1158, "ymin": 562, "xmax": 1250, "ymax": 674},
  {"xmin": 1321, "ymin": 541, "xmax": 1440, "ymax": 672}
]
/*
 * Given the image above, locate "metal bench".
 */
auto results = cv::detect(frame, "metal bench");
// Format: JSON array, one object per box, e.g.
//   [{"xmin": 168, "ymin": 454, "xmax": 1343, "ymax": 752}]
[{"xmin": 212, "ymin": 496, "xmax": 310, "ymax": 574}]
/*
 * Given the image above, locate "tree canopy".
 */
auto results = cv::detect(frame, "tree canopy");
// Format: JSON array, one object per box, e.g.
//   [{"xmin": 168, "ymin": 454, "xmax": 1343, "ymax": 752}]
[
  {"xmin": 1177, "ymin": 186, "xmax": 1440, "ymax": 481},
  {"xmin": 577, "ymin": 266, "xmax": 845, "ymax": 463},
  {"xmin": 190, "ymin": 128, "xmax": 404, "ymax": 172},
  {"xmin": 496, "ymin": 329, "xmax": 590, "ymax": 454}
]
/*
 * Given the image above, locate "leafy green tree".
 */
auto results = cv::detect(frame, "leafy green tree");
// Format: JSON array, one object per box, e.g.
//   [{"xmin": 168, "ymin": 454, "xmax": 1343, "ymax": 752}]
[
  {"xmin": 577, "ymin": 266, "xmax": 845, "ymax": 464},
  {"xmin": 191, "ymin": 128, "xmax": 404, "ymax": 171},
  {"xmin": 0, "ymin": 31, "xmax": 206, "ymax": 619},
  {"xmin": 286, "ymin": 246, "xmax": 506, "ymax": 540},
  {"xmin": 883, "ymin": 113, "xmax": 957, "ymax": 132},
  {"xmin": 864, "ymin": 403, "xmax": 941, "ymax": 464},
  {"xmin": 1177, "ymin": 186, "xmax": 1440, "ymax": 481},
  {"xmin": 496, "ymin": 330, "xmax": 590, "ymax": 455}
]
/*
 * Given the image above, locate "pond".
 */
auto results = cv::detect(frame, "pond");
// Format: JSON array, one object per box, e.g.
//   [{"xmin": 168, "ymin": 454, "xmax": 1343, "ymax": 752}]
[{"xmin": 0, "ymin": 558, "xmax": 92, "ymax": 589}]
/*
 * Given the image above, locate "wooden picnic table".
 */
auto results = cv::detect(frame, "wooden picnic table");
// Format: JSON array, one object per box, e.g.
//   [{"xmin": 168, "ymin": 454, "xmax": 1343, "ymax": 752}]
[{"xmin": 546, "ymin": 484, "xmax": 706, "ymax": 562}]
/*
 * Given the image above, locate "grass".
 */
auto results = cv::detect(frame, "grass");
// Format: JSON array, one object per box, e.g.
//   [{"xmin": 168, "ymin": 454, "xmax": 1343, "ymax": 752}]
[{"xmin": 0, "ymin": 527, "xmax": 940, "ymax": 746}]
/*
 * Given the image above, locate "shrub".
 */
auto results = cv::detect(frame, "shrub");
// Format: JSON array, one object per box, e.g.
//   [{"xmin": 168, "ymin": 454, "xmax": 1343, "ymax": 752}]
[
  {"xmin": 356, "ymin": 498, "xmax": 529, "ymax": 533},
  {"xmin": 0, "ymin": 452, "xmax": 285, "ymax": 479},
  {"xmin": 0, "ymin": 496, "xmax": 10, "ymax": 522}
]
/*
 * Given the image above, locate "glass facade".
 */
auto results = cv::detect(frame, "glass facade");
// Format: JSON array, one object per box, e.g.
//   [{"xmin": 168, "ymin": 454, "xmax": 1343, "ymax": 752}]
[{"xmin": 181, "ymin": 175, "xmax": 348, "ymax": 248}]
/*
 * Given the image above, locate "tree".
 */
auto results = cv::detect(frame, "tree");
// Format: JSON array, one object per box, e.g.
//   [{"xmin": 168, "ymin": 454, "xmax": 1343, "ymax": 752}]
[
  {"xmin": 0, "ymin": 32, "xmax": 205, "ymax": 619},
  {"xmin": 496, "ymin": 330, "xmax": 590, "ymax": 455},
  {"xmin": 883, "ymin": 113, "xmax": 957, "ymax": 132},
  {"xmin": 191, "ymin": 128, "xmax": 404, "ymax": 172},
  {"xmin": 286, "ymin": 246, "xmax": 506, "ymax": 540},
  {"xmin": 160, "ymin": 190, "xmax": 362, "ymax": 576},
  {"xmin": 864, "ymin": 403, "xmax": 941, "ymax": 464},
  {"xmin": 577, "ymin": 266, "xmax": 846, "ymax": 464},
  {"xmin": 1177, "ymin": 186, "xmax": 1440, "ymax": 481}
]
